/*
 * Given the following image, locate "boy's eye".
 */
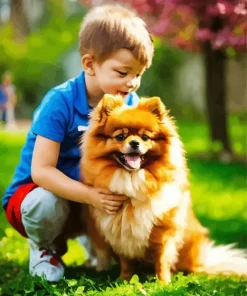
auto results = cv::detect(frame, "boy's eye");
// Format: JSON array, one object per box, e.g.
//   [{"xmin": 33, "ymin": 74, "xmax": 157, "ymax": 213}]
[
  {"xmin": 117, "ymin": 71, "xmax": 128, "ymax": 76},
  {"xmin": 115, "ymin": 134, "xmax": 126, "ymax": 141},
  {"xmin": 141, "ymin": 134, "xmax": 149, "ymax": 141}
]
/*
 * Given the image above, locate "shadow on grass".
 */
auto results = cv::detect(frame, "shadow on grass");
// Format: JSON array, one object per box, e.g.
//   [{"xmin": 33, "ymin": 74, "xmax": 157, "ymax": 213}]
[
  {"xmin": 65, "ymin": 263, "xmax": 158, "ymax": 282},
  {"xmin": 65, "ymin": 264, "xmax": 121, "ymax": 283}
]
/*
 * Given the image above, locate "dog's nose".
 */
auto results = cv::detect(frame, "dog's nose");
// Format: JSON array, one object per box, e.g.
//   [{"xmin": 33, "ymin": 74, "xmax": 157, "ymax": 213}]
[{"xmin": 129, "ymin": 140, "xmax": 139, "ymax": 150}]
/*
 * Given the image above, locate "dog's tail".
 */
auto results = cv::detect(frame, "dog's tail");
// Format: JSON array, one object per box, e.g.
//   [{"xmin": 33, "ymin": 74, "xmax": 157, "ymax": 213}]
[{"xmin": 199, "ymin": 241, "xmax": 247, "ymax": 277}]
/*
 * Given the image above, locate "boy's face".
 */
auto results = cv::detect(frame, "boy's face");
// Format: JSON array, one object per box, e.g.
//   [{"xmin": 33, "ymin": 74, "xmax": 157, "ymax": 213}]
[
  {"xmin": 92, "ymin": 49, "xmax": 146, "ymax": 98},
  {"xmin": 2, "ymin": 74, "xmax": 12, "ymax": 85}
]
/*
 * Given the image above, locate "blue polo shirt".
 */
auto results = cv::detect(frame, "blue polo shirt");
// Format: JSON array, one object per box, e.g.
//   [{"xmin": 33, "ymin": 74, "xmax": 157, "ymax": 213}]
[{"xmin": 2, "ymin": 71, "xmax": 139, "ymax": 209}]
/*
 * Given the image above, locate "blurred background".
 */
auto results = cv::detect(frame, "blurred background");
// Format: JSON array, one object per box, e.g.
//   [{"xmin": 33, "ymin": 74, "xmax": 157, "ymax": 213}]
[
  {"xmin": 0, "ymin": 0, "xmax": 246, "ymax": 285},
  {"xmin": 0, "ymin": 0, "xmax": 246, "ymax": 159}
]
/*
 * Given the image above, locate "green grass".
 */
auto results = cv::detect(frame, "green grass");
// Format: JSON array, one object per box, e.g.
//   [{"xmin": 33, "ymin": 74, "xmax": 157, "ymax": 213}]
[{"xmin": 0, "ymin": 119, "xmax": 246, "ymax": 295}]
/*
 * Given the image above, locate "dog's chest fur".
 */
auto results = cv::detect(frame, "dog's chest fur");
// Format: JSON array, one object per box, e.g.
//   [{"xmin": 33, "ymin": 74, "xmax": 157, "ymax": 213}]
[{"xmin": 92, "ymin": 169, "xmax": 184, "ymax": 259}]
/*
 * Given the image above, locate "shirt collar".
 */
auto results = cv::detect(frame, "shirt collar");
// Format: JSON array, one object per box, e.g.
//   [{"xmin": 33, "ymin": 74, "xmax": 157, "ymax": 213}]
[
  {"xmin": 74, "ymin": 71, "xmax": 138, "ymax": 115},
  {"xmin": 74, "ymin": 71, "xmax": 91, "ymax": 115}
]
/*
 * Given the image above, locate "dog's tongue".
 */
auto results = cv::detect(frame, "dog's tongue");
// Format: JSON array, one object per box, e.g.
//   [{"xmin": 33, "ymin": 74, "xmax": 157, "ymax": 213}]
[{"xmin": 124, "ymin": 154, "xmax": 141, "ymax": 169}]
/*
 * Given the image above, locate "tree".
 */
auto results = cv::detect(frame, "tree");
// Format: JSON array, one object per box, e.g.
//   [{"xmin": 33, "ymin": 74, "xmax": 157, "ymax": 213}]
[
  {"xmin": 10, "ymin": 0, "xmax": 30, "ymax": 42},
  {"xmin": 80, "ymin": 0, "xmax": 246, "ymax": 155}
]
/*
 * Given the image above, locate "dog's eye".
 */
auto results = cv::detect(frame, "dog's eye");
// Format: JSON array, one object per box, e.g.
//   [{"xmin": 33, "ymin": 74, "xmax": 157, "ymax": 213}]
[
  {"xmin": 115, "ymin": 134, "xmax": 126, "ymax": 141},
  {"xmin": 141, "ymin": 134, "xmax": 149, "ymax": 141}
]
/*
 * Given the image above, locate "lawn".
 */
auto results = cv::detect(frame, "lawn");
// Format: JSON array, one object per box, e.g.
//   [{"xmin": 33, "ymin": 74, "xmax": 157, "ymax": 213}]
[{"xmin": 0, "ymin": 118, "xmax": 246, "ymax": 295}]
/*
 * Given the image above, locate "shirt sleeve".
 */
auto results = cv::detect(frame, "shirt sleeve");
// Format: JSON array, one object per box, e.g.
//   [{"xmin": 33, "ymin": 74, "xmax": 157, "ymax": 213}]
[{"xmin": 32, "ymin": 90, "xmax": 70, "ymax": 143}]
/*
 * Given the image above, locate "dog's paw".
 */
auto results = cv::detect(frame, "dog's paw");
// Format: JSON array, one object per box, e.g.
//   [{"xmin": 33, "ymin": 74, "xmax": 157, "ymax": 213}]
[
  {"xmin": 118, "ymin": 273, "xmax": 132, "ymax": 281},
  {"xmin": 82, "ymin": 256, "xmax": 98, "ymax": 269},
  {"xmin": 96, "ymin": 256, "xmax": 111, "ymax": 272},
  {"xmin": 157, "ymin": 271, "xmax": 171, "ymax": 285}
]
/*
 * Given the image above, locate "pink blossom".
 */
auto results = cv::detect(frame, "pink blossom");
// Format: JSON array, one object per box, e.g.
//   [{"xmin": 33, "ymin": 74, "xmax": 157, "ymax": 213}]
[
  {"xmin": 80, "ymin": 0, "xmax": 247, "ymax": 52},
  {"xmin": 196, "ymin": 28, "xmax": 215, "ymax": 41},
  {"xmin": 153, "ymin": 19, "xmax": 173, "ymax": 35},
  {"xmin": 234, "ymin": 2, "xmax": 247, "ymax": 15}
]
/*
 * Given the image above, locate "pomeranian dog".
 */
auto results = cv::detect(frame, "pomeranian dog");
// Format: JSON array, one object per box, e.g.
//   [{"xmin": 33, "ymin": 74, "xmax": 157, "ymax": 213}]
[{"xmin": 80, "ymin": 94, "xmax": 247, "ymax": 283}]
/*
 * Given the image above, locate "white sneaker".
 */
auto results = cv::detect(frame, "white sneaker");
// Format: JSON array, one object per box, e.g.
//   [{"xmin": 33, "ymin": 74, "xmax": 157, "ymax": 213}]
[{"xmin": 29, "ymin": 240, "xmax": 65, "ymax": 282}]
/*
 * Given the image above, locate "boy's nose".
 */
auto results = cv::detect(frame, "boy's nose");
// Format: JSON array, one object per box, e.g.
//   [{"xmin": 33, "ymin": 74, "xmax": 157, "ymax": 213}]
[
  {"xmin": 125, "ymin": 78, "xmax": 137, "ymax": 89},
  {"xmin": 126, "ymin": 81, "xmax": 134, "ymax": 88}
]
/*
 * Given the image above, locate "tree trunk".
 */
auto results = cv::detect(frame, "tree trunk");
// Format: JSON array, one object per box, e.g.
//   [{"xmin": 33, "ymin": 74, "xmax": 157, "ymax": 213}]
[
  {"xmin": 203, "ymin": 41, "xmax": 232, "ymax": 153},
  {"xmin": 10, "ymin": 0, "xmax": 30, "ymax": 42}
]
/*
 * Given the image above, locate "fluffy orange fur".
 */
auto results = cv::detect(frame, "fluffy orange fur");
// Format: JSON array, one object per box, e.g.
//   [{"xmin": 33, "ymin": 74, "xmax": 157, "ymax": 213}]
[{"xmin": 80, "ymin": 94, "xmax": 247, "ymax": 283}]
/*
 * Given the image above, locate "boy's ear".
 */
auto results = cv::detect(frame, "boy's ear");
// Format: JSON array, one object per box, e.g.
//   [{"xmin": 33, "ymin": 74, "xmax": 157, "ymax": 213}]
[
  {"xmin": 81, "ymin": 54, "xmax": 95, "ymax": 76},
  {"xmin": 92, "ymin": 94, "xmax": 124, "ymax": 124},
  {"xmin": 138, "ymin": 97, "xmax": 167, "ymax": 121}
]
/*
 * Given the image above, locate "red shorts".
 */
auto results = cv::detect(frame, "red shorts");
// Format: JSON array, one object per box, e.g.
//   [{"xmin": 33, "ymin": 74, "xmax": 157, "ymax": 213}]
[{"xmin": 5, "ymin": 183, "xmax": 38, "ymax": 238}]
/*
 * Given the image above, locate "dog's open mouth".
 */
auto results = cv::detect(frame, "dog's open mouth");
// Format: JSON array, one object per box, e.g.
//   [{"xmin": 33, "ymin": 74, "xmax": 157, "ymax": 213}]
[{"xmin": 115, "ymin": 152, "xmax": 145, "ymax": 170}]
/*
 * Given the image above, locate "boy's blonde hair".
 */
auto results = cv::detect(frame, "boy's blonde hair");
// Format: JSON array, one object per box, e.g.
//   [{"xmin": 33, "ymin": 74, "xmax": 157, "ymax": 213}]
[{"xmin": 78, "ymin": 4, "xmax": 154, "ymax": 68}]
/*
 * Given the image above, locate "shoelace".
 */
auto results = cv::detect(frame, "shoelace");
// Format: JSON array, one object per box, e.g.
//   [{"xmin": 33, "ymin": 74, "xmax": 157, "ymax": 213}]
[{"xmin": 39, "ymin": 248, "xmax": 60, "ymax": 266}]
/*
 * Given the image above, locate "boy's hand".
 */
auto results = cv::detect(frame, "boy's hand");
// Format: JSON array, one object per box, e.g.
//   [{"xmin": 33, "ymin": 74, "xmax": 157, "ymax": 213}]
[{"xmin": 87, "ymin": 186, "xmax": 128, "ymax": 215}]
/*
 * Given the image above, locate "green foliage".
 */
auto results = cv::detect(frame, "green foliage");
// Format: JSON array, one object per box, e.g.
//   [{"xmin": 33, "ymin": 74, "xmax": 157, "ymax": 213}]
[
  {"xmin": 138, "ymin": 38, "xmax": 186, "ymax": 112},
  {"xmin": 0, "ymin": 3, "xmax": 86, "ymax": 109},
  {"xmin": 179, "ymin": 115, "xmax": 247, "ymax": 156},
  {"xmin": 0, "ymin": 119, "xmax": 246, "ymax": 294}
]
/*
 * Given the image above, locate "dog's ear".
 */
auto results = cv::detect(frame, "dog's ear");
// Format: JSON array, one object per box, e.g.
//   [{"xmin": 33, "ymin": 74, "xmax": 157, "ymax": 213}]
[
  {"xmin": 138, "ymin": 97, "xmax": 167, "ymax": 121},
  {"xmin": 100, "ymin": 94, "xmax": 124, "ymax": 115},
  {"xmin": 92, "ymin": 94, "xmax": 124, "ymax": 124}
]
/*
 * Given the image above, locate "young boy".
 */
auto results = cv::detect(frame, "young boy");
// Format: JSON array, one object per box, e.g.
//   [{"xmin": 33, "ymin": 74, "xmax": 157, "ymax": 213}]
[
  {"xmin": 2, "ymin": 4, "xmax": 154, "ymax": 282},
  {"xmin": 0, "ymin": 71, "xmax": 17, "ymax": 127}
]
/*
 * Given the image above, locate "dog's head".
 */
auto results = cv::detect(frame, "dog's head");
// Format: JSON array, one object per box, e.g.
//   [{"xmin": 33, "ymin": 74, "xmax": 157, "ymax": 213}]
[{"xmin": 82, "ymin": 94, "xmax": 183, "ymax": 173}]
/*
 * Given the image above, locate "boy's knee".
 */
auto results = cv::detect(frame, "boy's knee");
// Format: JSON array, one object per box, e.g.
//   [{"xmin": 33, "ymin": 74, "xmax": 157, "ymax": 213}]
[{"xmin": 21, "ymin": 187, "xmax": 69, "ymax": 221}]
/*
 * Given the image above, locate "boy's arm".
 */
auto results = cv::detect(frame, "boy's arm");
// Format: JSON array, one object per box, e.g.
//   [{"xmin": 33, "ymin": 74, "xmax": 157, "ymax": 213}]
[{"xmin": 31, "ymin": 135, "xmax": 128, "ymax": 214}]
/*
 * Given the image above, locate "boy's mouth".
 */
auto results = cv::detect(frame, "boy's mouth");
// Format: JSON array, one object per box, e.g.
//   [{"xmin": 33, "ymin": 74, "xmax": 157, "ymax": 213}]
[{"xmin": 117, "ymin": 91, "xmax": 129, "ymax": 97}]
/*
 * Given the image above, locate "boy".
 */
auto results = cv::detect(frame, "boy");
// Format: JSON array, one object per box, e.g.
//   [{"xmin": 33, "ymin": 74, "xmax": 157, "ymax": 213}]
[
  {"xmin": 2, "ymin": 4, "xmax": 154, "ymax": 282},
  {"xmin": 0, "ymin": 71, "xmax": 17, "ymax": 129}
]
